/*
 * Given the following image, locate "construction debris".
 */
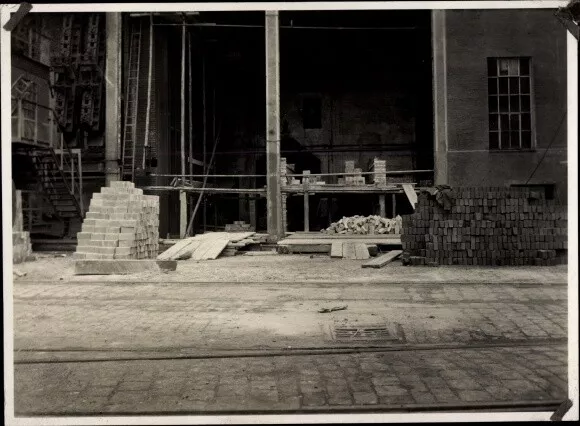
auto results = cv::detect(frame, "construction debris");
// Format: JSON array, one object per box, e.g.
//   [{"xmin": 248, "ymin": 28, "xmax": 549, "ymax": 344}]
[
  {"xmin": 361, "ymin": 250, "xmax": 403, "ymax": 269},
  {"xmin": 13, "ymin": 268, "xmax": 26, "ymax": 277},
  {"xmin": 318, "ymin": 305, "xmax": 348, "ymax": 313},
  {"xmin": 323, "ymin": 215, "xmax": 403, "ymax": 235}
]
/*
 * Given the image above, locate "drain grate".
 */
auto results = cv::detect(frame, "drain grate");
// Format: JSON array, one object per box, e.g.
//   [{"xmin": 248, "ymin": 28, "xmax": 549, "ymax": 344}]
[{"xmin": 329, "ymin": 322, "xmax": 403, "ymax": 342}]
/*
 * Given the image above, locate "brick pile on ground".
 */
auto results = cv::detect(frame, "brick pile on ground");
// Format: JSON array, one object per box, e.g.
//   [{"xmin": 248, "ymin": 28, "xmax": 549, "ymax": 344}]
[
  {"xmin": 323, "ymin": 215, "xmax": 403, "ymax": 235},
  {"xmin": 401, "ymin": 187, "xmax": 567, "ymax": 266},
  {"xmin": 74, "ymin": 181, "xmax": 159, "ymax": 260}
]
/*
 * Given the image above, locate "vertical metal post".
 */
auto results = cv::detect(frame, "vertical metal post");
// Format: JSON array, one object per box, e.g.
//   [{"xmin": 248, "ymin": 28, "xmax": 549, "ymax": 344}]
[
  {"xmin": 392, "ymin": 193, "xmax": 397, "ymax": 218},
  {"xmin": 78, "ymin": 150, "xmax": 84, "ymax": 215},
  {"xmin": 265, "ymin": 11, "xmax": 283, "ymax": 239},
  {"xmin": 105, "ymin": 13, "xmax": 122, "ymax": 185}
]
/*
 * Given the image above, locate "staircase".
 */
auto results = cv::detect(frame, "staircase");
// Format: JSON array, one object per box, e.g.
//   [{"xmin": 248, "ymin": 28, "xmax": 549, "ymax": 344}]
[{"xmin": 29, "ymin": 147, "xmax": 84, "ymax": 236}]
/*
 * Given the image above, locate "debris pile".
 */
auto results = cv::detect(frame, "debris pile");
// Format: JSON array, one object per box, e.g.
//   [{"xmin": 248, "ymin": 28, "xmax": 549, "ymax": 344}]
[{"xmin": 322, "ymin": 215, "xmax": 403, "ymax": 235}]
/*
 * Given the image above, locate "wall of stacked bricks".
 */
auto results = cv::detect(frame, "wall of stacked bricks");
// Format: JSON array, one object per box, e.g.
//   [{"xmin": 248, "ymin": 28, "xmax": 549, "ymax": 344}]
[
  {"xmin": 400, "ymin": 187, "xmax": 567, "ymax": 266},
  {"xmin": 74, "ymin": 181, "xmax": 160, "ymax": 260}
]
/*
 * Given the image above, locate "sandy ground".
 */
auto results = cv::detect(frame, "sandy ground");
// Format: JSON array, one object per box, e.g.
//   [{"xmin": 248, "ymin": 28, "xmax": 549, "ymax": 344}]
[{"xmin": 11, "ymin": 251, "xmax": 568, "ymax": 284}]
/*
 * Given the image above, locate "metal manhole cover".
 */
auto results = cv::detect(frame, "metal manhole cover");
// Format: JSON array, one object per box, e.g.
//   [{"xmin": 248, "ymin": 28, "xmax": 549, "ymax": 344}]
[{"xmin": 328, "ymin": 322, "xmax": 404, "ymax": 342}]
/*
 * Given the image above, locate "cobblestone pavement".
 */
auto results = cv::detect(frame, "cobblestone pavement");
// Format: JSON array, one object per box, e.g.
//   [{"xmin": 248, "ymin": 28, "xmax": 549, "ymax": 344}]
[
  {"xmin": 13, "ymin": 281, "xmax": 567, "ymax": 353},
  {"xmin": 13, "ymin": 345, "xmax": 567, "ymax": 415}
]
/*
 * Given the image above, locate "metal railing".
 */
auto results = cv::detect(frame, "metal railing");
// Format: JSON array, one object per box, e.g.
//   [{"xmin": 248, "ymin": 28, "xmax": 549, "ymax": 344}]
[
  {"xmin": 12, "ymin": 96, "xmax": 84, "ymax": 217},
  {"xmin": 53, "ymin": 147, "xmax": 84, "ymax": 216}
]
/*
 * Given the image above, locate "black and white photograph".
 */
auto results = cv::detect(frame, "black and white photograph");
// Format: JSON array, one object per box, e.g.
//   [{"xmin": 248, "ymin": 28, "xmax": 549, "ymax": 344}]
[{"xmin": 2, "ymin": 1, "xmax": 578, "ymax": 424}]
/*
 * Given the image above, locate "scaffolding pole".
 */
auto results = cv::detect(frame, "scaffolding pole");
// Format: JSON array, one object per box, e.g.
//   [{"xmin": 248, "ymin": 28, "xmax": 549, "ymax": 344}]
[
  {"xmin": 180, "ymin": 18, "xmax": 187, "ymax": 238},
  {"xmin": 143, "ymin": 13, "xmax": 154, "ymax": 170}
]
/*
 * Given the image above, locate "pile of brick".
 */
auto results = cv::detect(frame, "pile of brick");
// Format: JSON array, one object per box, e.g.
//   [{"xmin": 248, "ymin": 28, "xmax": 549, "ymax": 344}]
[
  {"xmin": 323, "ymin": 215, "xmax": 402, "ymax": 235},
  {"xmin": 401, "ymin": 187, "xmax": 567, "ymax": 266},
  {"xmin": 74, "ymin": 181, "xmax": 159, "ymax": 260},
  {"xmin": 225, "ymin": 221, "xmax": 254, "ymax": 232},
  {"xmin": 340, "ymin": 161, "xmax": 365, "ymax": 185},
  {"xmin": 369, "ymin": 158, "xmax": 387, "ymax": 186}
]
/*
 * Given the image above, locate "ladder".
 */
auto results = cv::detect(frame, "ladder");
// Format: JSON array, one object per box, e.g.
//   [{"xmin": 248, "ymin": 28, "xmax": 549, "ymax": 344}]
[{"xmin": 122, "ymin": 19, "xmax": 143, "ymax": 182}]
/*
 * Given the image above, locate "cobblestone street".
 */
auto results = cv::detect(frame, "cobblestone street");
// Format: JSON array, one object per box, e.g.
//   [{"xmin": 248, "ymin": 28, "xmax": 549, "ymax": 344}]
[
  {"xmin": 10, "ymin": 268, "xmax": 570, "ymax": 417},
  {"xmin": 14, "ymin": 345, "xmax": 568, "ymax": 415}
]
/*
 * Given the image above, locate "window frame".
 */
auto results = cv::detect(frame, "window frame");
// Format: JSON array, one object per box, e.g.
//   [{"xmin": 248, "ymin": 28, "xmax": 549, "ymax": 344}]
[{"xmin": 487, "ymin": 56, "xmax": 536, "ymax": 152}]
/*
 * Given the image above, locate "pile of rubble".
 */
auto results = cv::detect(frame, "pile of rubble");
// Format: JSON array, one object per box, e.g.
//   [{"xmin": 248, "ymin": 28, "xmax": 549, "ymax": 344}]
[{"xmin": 322, "ymin": 215, "xmax": 403, "ymax": 235}]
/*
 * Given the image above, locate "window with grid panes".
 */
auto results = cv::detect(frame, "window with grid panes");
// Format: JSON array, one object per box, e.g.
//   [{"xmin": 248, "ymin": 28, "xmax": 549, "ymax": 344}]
[{"xmin": 487, "ymin": 57, "xmax": 533, "ymax": 150}]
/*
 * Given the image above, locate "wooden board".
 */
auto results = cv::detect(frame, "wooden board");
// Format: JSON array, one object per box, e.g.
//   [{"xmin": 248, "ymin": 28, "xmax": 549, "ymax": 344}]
[
  {"xmin": 174, "ymin": 240, "xmax": 203, "ymax": 260},
  {"xmin": 280, "ymin": 244, "xmax": 330, "ymax": 254},
  {"xmin": 286, "ymin": 233, "xmax": 400, "ymax": 240},
  {"xmin": 330, "ymin": 242, "xmax": 343, "ymax": 258},
  {"xmin": 361, "ymin": 250, "xmax": 403, "ymax": 268},
  {"xmin": 244, "ymin": 251, "xmax": 277, "ymax": 256},
  {"xmin": 354, "ymin": 243, "xmax": 370, "ymax": 260},
  {"xmin": 191, "ymin": 236, "xmax": 230, "ymax": 260},
  {"xmin": 199, "ymin": 238, "xmax": 230, "ymax": 260},
  {"xmin": 402, "ymin": 184, "xmax": 418, "ymax": 209},
  {"xmin": 157, "ymin": 237, "xmax": 197, "ymax": 260},
  {"xmin": 343, "ymin": 243, "xmax": 356, "ymax": 260},
  {"xmin": 227, "ymin": 232, "xmax": 256, "ymax": 243},
  {"xmin": 277, "ymin": 238, "xmax": 402, "ymax": 246}
]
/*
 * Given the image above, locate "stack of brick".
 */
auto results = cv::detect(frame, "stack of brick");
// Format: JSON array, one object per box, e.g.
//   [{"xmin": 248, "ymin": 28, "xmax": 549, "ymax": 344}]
[
  {"xmin": 342, "ymin": 161, "xmax": 365, "ymax": 185},
  {"xmin": 74, "ymin": 181, "xmax": 160, "ymax": 260},
  {"xmin": 400, "ymin": 187, "xmax": 567, "ymax": 266},
  {"xmin": 225, "ymin": 221, "xmax": 254, "ymax": 232},
  {"xmin": 370, "ymin": 158, "xmax": 387, "ymax": 186}
]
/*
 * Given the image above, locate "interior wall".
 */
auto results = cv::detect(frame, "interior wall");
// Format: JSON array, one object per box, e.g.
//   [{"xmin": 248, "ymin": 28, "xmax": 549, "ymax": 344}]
[{"xmin": 280, "ymin": 11, "xmax": 433, "ymax": 184}]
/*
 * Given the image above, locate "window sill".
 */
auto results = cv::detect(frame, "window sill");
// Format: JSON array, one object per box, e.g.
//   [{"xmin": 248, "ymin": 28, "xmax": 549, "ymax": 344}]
[{"xmin": 489, "ymin": 149, "xmax": 537, "ymax": 153}]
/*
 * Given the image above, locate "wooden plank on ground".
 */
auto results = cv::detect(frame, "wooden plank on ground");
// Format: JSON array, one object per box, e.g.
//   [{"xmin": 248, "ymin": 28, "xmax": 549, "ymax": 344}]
[
  {"xmin": 286, "ymin": 233, "xmax": 400, "ymax": 240},
  {"xmin": 277, "ymin": 238, "xmax": 402, "ymax": 246},
  {"xmin": 280, "ymin": 244, "xmax": 330, "ymax": 254},
  {"xmin": 354, "ymin": 243, "xmax": 370, "ymax": 260},
  {"xmin": 157, "ymin": 237, "xmax": 197, "ymax": 260},
  {"xmin": 200, "ymin": 238, "xmax": 230, "ymax": 260},
  {"xmin": 190, "ymin": 233, "xmax": 228, "ymax": 260},
  {"xmin": 244, "ymin": 251, "xmax": 277, "ymax": 256},
  {"xmin": 361, "ymin": 250, "xmax": 403, "ymax": 268},
  {"xmin": 402, "ymin": 184, "xmax": 418, "ymax": 209},
  {"xmin": 227, "ymin": 232, "xmax": 256, "ymax": 243},
  {"xmin": 173, "ymin": 240, "xmax": 204, "ymax": 260},
  {"xmin": 343, "ymin": 243, "xmax": 357, "ymax": 260},
  {"xmin": 330, "ymin": 242, "xmax": 343, "ymax": 258}
]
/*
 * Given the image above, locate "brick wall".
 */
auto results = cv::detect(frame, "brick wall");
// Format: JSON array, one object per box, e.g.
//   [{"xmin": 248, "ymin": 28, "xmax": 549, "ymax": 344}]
[
  {"xmin": 445, "ymin": 10, "xmax": 568, "ymax": 200},
  {"xmin": 401, "ymin": 187, "xmax": 567, "ymax": 266}
]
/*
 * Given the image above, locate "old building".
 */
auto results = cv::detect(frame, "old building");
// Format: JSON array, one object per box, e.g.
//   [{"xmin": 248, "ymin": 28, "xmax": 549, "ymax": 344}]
[{"xmin": 10, "ymin": 8, "xmax": 569, "ymax": 243}]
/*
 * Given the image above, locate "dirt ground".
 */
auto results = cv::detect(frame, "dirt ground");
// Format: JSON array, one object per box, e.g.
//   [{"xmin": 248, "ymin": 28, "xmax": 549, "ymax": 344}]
[{"xmin": 11, "ymin": 251, "xmax": 568, "ymax": 284}]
